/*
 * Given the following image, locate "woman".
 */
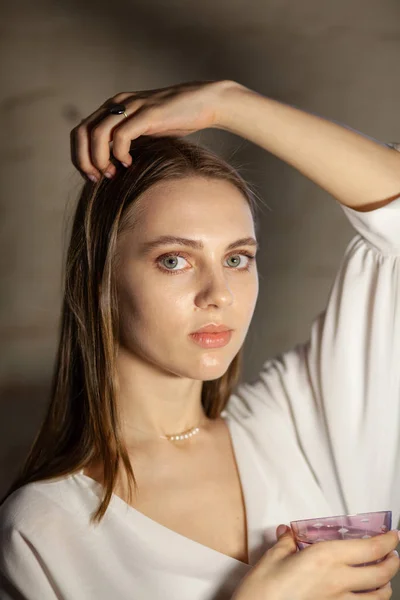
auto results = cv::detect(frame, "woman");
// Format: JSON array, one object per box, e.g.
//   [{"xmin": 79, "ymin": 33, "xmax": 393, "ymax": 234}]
[{"xmin": 1, "ymin": 79, "xmax": 400, "ymax": 599}]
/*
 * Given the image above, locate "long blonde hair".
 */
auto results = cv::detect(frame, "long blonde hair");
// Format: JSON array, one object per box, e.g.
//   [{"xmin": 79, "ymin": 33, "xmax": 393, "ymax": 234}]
[{"xmin": 1, "ymin": 135, "xmax": 259, "ymax": 524}]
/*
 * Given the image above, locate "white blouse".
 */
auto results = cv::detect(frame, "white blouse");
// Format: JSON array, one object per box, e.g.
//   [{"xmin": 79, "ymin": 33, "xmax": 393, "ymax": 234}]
[{"xmin": 1, "ymin": 152, "xmax": 400, "ymax": 599}]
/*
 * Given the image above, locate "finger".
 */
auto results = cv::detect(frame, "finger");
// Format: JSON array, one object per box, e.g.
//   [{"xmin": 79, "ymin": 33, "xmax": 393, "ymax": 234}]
[
  {"xmin": 71, "ymin": 117, "xmax": 104, "ymax": 181},
  {"xmin": 327, "ymin": 530, "xmax": 399, "ymax": 565},
  {"xmin": 91, "ymin": 100, "xmax": 149, "ymax": 173},
  {"xmin": 71, "ymin": 104, "xmax": 117, "ymax": 180},
  {"xmin": 90, "ymin": 112, "xmax": 130, "ymax": 173},
  {"xmin": 111, "ymin": 105, "xmax": 163, "ymax": 166},
  {"xmin": 267, "ymin": 528, "xmax": 297, "ymax": 561},
  {"xmin": 345, "ymin": 548, "xmax": 399, "ymax": 593},
  {"xmin": 276, "ymin": 524, "xmax": 290, "ymax": 539},
  {"xmin": 71, "ymin": 93, "xmax": 135, "ymax": 179}
]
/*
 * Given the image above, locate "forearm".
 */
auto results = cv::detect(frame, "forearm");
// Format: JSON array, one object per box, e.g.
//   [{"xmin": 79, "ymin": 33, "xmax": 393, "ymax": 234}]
[{"xmin": 216, "ymin": 82, "xmax": 400, "ymax": 210}]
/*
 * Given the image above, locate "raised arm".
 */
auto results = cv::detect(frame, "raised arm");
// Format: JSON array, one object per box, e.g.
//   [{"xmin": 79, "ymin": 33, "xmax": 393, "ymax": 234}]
[
  {"xmin": 72, "ymin": 79, "xmax": 400, "ymax": 209},
  {"xmin": 214, "ymin": 82, "xmax": 400, "ymax": 210}
]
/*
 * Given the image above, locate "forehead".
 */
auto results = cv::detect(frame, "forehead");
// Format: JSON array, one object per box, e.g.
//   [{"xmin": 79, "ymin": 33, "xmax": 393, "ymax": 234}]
[{"xmin": 128, "ymin": 176, "xmax": 255, "ymax": 239}]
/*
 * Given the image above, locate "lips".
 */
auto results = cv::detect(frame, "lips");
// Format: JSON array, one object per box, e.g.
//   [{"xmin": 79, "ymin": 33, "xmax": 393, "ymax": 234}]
[
  {"xmin": 189, "ymin": 323, "xmax": 233, "ymax": 349},
  {"xmin": 191, "ymin": 323, "xmax": 231, "ymax": 334}
]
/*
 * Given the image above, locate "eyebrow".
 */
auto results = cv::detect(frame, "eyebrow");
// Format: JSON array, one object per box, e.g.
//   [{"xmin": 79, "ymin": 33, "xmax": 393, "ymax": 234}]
[{"xmin": 140, "ymin": 235, "xmax": 259, "ymax": 254}]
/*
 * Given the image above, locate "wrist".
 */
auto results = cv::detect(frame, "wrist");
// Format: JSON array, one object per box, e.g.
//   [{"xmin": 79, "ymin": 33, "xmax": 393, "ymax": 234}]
[{"xmin": 212, "ymin": 80, "xmax": 255, "ymax": 131}]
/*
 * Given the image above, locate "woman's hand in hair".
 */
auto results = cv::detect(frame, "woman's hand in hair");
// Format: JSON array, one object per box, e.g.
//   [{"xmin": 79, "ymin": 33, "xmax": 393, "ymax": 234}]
[{"xmin": 70, "ymin": 79, "xmax": 242, "ymax": 182}]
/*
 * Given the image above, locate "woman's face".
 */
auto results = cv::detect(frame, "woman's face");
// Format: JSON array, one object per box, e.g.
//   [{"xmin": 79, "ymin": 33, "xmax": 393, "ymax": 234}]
[{"xmin": 115, "ymin": 175, "xmax": 259, "ymax": 381}]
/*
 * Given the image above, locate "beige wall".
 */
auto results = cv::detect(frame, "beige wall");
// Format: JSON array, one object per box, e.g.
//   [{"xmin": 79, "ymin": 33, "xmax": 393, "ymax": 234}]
[{"xmin": 1, "ymin": 0, "xmax": 400, "ymax": 592}]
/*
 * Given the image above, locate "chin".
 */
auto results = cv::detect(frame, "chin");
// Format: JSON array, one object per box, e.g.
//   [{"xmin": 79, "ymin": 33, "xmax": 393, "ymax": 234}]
[{"xmin": 185, "ymin": 353, "xmax": 234, "ymax": 381}]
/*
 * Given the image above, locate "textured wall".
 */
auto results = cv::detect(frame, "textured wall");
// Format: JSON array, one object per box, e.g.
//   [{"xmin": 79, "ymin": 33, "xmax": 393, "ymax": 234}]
[{"xmin": 1, "ymin": 0, "xmax": 400, "ymax": 592}]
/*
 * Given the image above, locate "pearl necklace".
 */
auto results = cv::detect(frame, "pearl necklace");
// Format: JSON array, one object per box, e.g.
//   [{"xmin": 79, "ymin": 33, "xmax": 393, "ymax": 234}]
[
  {"xmin": 160, "ymin": 426, "xmax": 201, "ymax": 442},
  {"xmin": 123, "ymin": 419, "xmax": 204, "ymax": 442}
]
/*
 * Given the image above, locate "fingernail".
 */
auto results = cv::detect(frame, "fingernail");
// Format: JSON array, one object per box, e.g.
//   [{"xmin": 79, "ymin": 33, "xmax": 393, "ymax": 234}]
[
  {"xmin": 276, "ymin": 525, "xmax": 289, "ymax": 537},
  {"xmin": 393, "ymin": 550, "xmax": 399, "ymax": 558},
  {"xmin": 121, "ymin": 162, "xmax": 129, "ymax": 168},
  {"xmin": 88, "ymin": 175, "xmax": 98, "ymax": 183},
  {"xmin": 104, "ymin": 171, "xmax": 113, "ymax": 179}
]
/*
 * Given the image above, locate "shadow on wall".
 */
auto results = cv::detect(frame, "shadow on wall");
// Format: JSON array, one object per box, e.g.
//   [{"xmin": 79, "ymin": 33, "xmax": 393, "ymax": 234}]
[{"xmin": 0, "ymin": 383, "xmax": 51, "ymax": 496}]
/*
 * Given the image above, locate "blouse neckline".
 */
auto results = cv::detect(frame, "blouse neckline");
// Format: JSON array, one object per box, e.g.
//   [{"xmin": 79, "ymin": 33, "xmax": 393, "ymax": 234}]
[{"xmin": 74, "ymin": 414, "xmax": 268, "ymax": 569}]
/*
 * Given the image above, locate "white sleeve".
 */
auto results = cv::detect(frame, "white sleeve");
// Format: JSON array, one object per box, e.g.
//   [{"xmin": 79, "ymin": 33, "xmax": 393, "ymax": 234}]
[
  {"xmin": 230, "ymin": 143, "xmax": 400, "ymax": 526},
  {"xmin": 306, "ymin": 193, "xmax": 400, "ymax": 520},
  {"xmin": 0, "ymin": 527, "xmax": 59, "ymax": 600}
]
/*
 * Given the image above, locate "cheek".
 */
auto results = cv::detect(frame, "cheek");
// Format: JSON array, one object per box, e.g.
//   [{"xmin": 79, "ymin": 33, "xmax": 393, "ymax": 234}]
[
  {"xmin": 117, "ymin": 275, "xmax": 191, "ymax": 337},
  {"xmin": 235, "ymin": 273, "xmax": 259, "ymax": 314}
]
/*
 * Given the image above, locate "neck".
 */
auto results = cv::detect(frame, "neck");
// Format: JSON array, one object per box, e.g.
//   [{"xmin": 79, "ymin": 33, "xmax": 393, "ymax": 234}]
[{"xmin": 116, "ymin": 346, "xmax": 206, "ymax": 443}]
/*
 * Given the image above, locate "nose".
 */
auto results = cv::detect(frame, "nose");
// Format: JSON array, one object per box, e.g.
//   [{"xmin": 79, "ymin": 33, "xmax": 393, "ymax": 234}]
[{"xmin": 194, "ymin": 269, "xmax": 234, "ymax": 309}]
